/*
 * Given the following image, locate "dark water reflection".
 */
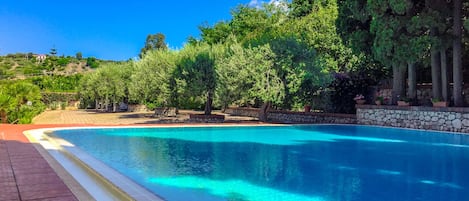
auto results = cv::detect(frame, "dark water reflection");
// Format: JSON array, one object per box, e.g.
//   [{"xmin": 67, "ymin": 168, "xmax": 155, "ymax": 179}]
[{"xmin": 54, "ymin": 125, "xmax": 469, "ymax": 201}]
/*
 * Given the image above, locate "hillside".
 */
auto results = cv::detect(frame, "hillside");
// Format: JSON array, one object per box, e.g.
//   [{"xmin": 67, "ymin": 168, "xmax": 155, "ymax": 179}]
[{"xmin": 0, "ymin": 53, "xmax": 103, "ymax": 79}]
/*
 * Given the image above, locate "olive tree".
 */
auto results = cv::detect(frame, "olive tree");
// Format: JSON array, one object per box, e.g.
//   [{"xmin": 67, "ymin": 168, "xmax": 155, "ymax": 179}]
[{"xmin": 129, "ymin": 50, "xmax": 177, "ymax": 109}]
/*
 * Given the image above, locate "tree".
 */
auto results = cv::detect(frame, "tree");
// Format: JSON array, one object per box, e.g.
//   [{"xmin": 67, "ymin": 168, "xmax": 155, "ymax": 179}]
[
  {"xmin": 140, "ymin": 33, "xmax": 168, "ymax": 58},
  {"xmin": 367, "ymin": 0, "xmax": 434, "ymax": 104},
  {"xmin": 129, "ymin": 50, "xmax": 177, "ymax": 108},
  {"xmin": 176, "ymin": 44, "xmax": 217, "ymax": 115},
  {"xmin": 289, "ymin": 0, "xmax": 314, "ymax": 18},
  {"xmin": 453, "ymin": 0, "xmax": 464, "ymax": 106},
  {"xmin": 76, "ymin": 52, "xmax": 83, "ymax": 60},
  {"xmin": 215, "ymin": 41, "xmax": 282, "ymax": 110},
  {"xmin": 50, "ymin": 47, "xmax": 57, "ymax": 56},
  {"xmin": 79, "ymin": 62, "xmax": 133, "ymax": 112},
  {"xmin": 86, "ymin": 57, "xmax": 99, "ymax": 68}
]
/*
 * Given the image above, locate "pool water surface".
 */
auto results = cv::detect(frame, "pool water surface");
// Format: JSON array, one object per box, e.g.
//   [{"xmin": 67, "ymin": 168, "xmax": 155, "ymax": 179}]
[{"xmin": 53, "ymin": 125, "xmax": 469, "ymax": 201}]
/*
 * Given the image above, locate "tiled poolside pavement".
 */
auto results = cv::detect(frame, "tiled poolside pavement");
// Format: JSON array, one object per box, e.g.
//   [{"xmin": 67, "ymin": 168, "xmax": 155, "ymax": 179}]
[{"xmin": 1, "ymin": 124, "xmax": 78, "ymax": 201}]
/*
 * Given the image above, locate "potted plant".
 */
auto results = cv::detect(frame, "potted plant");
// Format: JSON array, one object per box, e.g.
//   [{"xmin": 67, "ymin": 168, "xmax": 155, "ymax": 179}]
[
  {"xmin": 431, "ymin": 98, "xmax": 448, "ymax": 107},
  {"xmin": 397, "ymin": 96, "xmax": 410, "ymax": 106},
  {"xmin": 354, "ymin": 94, "xmax": 366, "ymax": 105},
  {"xmin": 375, "ymin": 96, "xmax": 384, "ymax": 105}
]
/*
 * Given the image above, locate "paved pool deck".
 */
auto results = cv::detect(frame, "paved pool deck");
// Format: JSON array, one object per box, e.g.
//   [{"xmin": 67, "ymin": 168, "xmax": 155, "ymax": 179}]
[
  {"xmin": 1, "ymin": 124, "xmax": 80, "ymax": 201},
  {"xmin": 0, "ymin": 110, "xmax": 262, "ymax": 200}
]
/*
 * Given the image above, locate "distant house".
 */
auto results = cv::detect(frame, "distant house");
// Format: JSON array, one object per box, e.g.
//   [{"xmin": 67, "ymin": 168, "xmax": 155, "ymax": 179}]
[{"xmin": 35, "ymin": 54, "xmax": 47, "ymax": 62}]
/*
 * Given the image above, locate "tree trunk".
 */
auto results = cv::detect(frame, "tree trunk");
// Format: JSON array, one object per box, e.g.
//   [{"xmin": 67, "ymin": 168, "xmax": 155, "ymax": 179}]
[
  {"xmin": 440, "ymin": 48, "xmax": 449, "ymax": 102},
  {"xmin": 0, "ymin": 111, "xmax": 7, "ymax": 123},
  {"xmin": 391, "ymin": 63, "xmax": 407, "ymax": 105},
  {"xmin": 430, "ymin": 36, "xmax": 442, "ymax": 100},
  {"xmin": 453, "ymin": 0, "xmax": 463, "ymax": 107},
  {"xmin": 408, "ymin": 62, "xmax": 417, "ymax": 103},
  {"xmin": 204, "ymin": 91, "xmax": 213, "ymax": 115},
  {"xmin": 113, "ymin": 102, "xmax": 118, "ymax": 112},
  {"xmin": 105, "ymin": 98, "xmax": 109, "ymax": 112},
  {"xmin": 259, "ymin": 101, "xmax": 271, "ymax": 122}
]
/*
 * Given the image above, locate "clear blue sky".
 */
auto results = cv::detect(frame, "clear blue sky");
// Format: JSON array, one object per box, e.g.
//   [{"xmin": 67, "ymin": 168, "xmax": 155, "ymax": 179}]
[{"xmin": 0, "ymin": 0, "xmax": 266, "ymax": 61}]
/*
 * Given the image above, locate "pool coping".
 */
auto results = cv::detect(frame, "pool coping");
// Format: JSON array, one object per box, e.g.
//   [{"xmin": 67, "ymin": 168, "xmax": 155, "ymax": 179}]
[{"xmin": 26, "ymin": 127, "xmax": 165, "ymax": 201}]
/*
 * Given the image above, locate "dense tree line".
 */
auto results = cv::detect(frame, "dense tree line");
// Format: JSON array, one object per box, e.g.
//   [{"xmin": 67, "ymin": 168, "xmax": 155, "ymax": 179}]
[
  {"xmin": 80, "ymin": 0, "xmax": 469, "ymax": 115},
  {"xmin": 338, "ymin": 0, "xmax": 469, "ymax": 106},
  {"xmin": 79, "ymin": 1, "xmax": 339, "ymax": 114}
]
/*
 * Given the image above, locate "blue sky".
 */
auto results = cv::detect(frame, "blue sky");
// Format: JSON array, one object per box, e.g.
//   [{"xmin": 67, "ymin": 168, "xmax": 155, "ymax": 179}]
[{"xmin": 0, "ymin": 0, "xmax": 270, "ymax": 61}]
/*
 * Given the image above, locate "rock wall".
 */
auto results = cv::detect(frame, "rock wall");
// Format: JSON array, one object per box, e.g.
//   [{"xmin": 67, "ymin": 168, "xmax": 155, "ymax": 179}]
[
  {"xmin": 225, "ymin": 107, "xmax": 356, "ymax": 124},
  {"xmin": 357, "ymin": 105, "xmax": 469, "ymax": 133},
  {"xmin": 224, "ymin": 108, "xmax": 260, "ymax": 118},
  {"xmin": 127, "ymin": 104, "xmax": 150, "ymax": 112},
  {"xmin": 267, "ymin": 111, "xmax": 357, "ymax": 124}
]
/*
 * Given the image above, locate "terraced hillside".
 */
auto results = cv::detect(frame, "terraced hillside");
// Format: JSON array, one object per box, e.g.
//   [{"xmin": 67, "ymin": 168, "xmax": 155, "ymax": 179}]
[{"xmin": 0, "ymin": 53, "xmax": 100, "ymax": 79}]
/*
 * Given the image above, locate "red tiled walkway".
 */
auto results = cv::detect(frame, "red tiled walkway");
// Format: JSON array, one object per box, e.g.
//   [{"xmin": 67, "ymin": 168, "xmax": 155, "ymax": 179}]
[{"xmin": 0, "ymin": 124, "xmax": 78, "ymax": 201}]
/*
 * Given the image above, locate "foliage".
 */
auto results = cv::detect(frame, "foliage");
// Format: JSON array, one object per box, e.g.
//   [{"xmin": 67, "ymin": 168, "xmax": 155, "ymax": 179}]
[
  {"xmin": 86, "ymin": 57, "xmax": 99, "ymax": 68},
  {"xmin": 41, "ymin": 92, "xmax": 78, "ymax": 106},
  {"xmin": 0, "ymin": 81, "xmax": 45, "ymax": 123},
  {"xmin": 326, "ymin": 72, "xmax": 376, "ymax": 114},
  {"xmin": 79, "ymin": 62, "xmax": 133, "ymax": 111},
  {"xmin": 375, "ymin": 96, "xmax": 384, "ymax": 102},
  {"xmin": 28, "ymin": 74, "xmax": 82, "ymax": 92},
  {"xmin": 56, "ymin": 57, "xmax": 71, "ymax": 66},
  {"xmin": 140, "ymin": 33, "xmax": 168, "ymax": 58},
  {"xmin": 175, "ymin": 43, "xmax": 218, "ymax": 114},
  {"xmin": 289, "ymin": 0, "xmax": 314, "ymax": 18},
  {"xmin": 50, "ymin": 47, "xmax": 57, "ymax": 56},
  {"xmin": 129, "ymin": 50, "xmax": 177, "ymax": 107},
  {"xmin": 76, "ymin": 52, "xmax": 83, "ymax": 60},
  {"xmin": 215, "ymin": 42, "xmax": 283, "ymax": 108}
]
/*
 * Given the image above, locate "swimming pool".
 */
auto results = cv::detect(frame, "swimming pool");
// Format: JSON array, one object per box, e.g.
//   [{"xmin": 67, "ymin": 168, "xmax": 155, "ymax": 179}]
[{"xmin": 53, "ymin": 125, "xmax": 469, "ymax": 201}]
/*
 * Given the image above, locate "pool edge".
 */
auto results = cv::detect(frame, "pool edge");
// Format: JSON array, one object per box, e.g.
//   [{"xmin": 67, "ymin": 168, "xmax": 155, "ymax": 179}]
[{"xmin": 25, "ymin": 128, "xmax": 164, "ymax": 201}]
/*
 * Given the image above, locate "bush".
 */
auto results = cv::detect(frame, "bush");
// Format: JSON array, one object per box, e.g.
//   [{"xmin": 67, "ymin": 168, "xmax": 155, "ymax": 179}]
[
  {"xmin": 41, "ymin": 92, "xmax": 78, "ymax": 105},
  {"xmin": 50, "ymin": 102, "xmax": 58, "ymax": 110},
  {"xmin": 57, "ymin": 57, "xmax": 71, "ymax": 66},
  {"xmin": 60, "ymin": 102, "xmax": 67, "ymax": 110},
  {"xmin": 86, "ymin": 57, "xmax": 99, "ymax": 68},
  {"xmin": 0, "ymin": 81, "xmax": 45, "ymax": 124},
  {"xmin": 326, "ymin": 72, "xmax": 377, "ymax": 114}
]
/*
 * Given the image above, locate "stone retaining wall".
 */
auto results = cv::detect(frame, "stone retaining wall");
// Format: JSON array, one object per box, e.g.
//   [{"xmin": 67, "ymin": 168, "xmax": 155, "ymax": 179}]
[
  {"xmin": 127, "ymin": 104, "xmax": 150, "ymax": 112},
  {"xmin": 189, "ymin": 114, "xmax": 225, "ymax": 123},
  {"xmin": 267, "ymin": 110, "xmax": 357, "ymax": 124},
  {"xmin": 357, "ymin": 105, "xmax": 469, "ymax": 133},
  {"xmin": 225, "ymin": 107, "xmax": 356, "ymax": 124},
  {"xmin": 224, "ymin": 108, "xmax": 259, "ymax": 118}
]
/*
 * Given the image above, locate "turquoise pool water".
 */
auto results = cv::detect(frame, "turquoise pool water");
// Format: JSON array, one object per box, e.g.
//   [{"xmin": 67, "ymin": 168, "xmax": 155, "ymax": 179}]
[{"xmin": 54, "ymin": 125, "xmax": 469, "ymax": 201}]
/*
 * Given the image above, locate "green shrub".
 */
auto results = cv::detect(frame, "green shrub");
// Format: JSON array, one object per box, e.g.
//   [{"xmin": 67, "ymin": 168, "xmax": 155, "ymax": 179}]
[
  {"xmin": 60, "ymin": 102, "xmax": 67, "ymax": 110},
  {"xmin": 50, "ymin": 102, "xmax": 59, "ymax": 110},
  {"xmin": 86, "ymin": 57, "xmax": 99, "ymax": 68},
  {"xmin": 0, "ymin": 81, "xmax": 45, "ymax": 124}
]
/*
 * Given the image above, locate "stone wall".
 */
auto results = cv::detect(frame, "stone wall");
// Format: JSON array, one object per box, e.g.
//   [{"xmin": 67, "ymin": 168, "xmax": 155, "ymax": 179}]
[
  {"xmin": 127, "ymin": 104, "xmax": 150, "ymax": 112},
  {"xmin": 267, "ymin": 111, "xmax": 357, "ymax": 124},
  {"xmin": 357, "ymin": 105, "xmax": 469, "ymax": 133},
  {"xmin": 225, "ymin": 107, "xmax": 356, "ymax": 124},
  {"xmin": 224, "ymin": 108, "xmax": 260, "ymax": 118},
  {"xmin": 189, "ymin": 114, "xmax": 225, "ymax": 123}
]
